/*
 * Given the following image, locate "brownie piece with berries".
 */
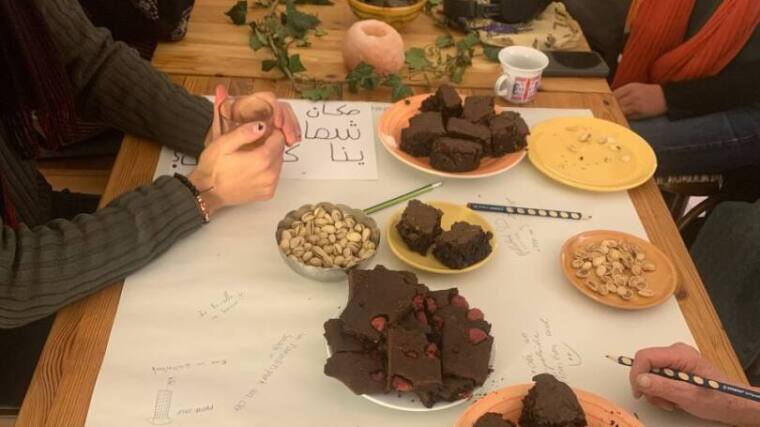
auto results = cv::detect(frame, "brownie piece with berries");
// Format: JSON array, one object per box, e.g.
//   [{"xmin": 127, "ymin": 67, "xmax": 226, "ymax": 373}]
[
  {"xmin": 396, "ymin": 200, "xmax": 444, "ymax": 255},
  {"xmin": 439, "ymin": 302, "xmax": 493, "ymax": 386},
  {"xmin": 489, "ymin": 111, "xmax": 529, "ymax": 156},
  {"xmin": 420, "ymin": 85, "xmax": 463, "ymax": 122},
  {"xmin": 462, "ymin": 96, "xmax": 495, "ymax": 125},
  {"xmin": 446, "ymin": 118, "xmax": 492, "ymax": 154},
  {"xmin": 474, "ymin": 413, "xmax": 517, "ymax": 427},
  {"xmin": 519, "ymin": 373, "xmax": 587, "ymax": 427},
  {"xmin": 340, "ymin": 266, "xmax": 419, "ymax": 342},
  {"xmin": 323, "ymin": 319, "xmax": 366, "ymax": 353},
  {"xmin": 324, "ymin": 351, "xmax": 386, "ymax": 395},
  {"xmin": 400, "ymin": 112, "xmax": 446, "ymax": 157},
  {"xmin": 430, "ymin": 137, "xmax": 483, "ymax": 172},
  {"xmin": 386, "ymin": 327, "xmax": 442, "ymax": 400},
  {"xmin": 433, "ymin": 222, "xmax": 493, "ymax": 269}
]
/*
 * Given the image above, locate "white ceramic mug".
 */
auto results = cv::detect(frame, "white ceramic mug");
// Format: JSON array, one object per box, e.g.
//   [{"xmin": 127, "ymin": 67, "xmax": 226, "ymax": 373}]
[{"xmin": 493, "ymin": 46, "xmax": 549, "ymax": 104}]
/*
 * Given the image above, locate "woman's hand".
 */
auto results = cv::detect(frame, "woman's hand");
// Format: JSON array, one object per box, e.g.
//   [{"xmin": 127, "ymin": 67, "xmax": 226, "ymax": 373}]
[
  {"xmin": 189, "ymin": 122, "xmax": 285, "ymax": 216},
  {"xmin": 207, "ymin": 85, "xmax": 301, "ymax": 145},
  {"xmin": 613, "ymin": 83, "xmax": 667, "ymax": 120},
  {"xmin": 630, "ymin": 343, "xmax": 760, "ymax": 426}
]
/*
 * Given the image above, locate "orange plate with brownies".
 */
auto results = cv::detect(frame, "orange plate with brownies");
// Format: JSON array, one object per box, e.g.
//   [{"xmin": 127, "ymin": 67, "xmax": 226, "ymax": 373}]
[
  {"xmin": 455, "ymin": 383, "xmax": 643, "ymax": 427},
  {"xmin": 378, "ymin": 93, "xmax": 527, "ymax": 179}
]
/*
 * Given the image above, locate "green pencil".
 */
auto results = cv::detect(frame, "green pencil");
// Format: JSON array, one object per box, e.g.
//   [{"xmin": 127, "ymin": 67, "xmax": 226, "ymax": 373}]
[{"xmin": 363, "ymin": 182, "xmax": 443, "ymax": 215}]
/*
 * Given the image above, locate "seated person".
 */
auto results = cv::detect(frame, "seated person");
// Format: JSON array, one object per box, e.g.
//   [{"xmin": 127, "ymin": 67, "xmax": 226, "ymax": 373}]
[
  {"xmin": 631, "ymin": 343, "xmax": 760, "ymax": 426},
  {"xmin": 611, "ymin": 0, "xmax": 760, "ymax": 176},
  {"xmin": 0, "ymin": 0, "xmax": 299, "ymax": 407}
]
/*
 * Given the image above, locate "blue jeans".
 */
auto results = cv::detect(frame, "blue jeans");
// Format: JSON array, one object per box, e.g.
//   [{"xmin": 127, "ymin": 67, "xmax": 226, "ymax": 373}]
[{"xmin": 629, "ymin": 105, "xmax": 760, "ymax": 176}]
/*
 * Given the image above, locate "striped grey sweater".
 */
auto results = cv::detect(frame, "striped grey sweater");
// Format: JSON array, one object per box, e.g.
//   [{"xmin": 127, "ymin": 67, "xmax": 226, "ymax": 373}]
[{"xmin": 0, "ymin": 0, "xmax": 214, "ymax": 328}]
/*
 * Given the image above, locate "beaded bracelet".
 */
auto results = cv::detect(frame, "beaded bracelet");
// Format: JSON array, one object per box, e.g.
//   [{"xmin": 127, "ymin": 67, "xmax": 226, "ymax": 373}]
[{"xmin": 174, "ymin": 173, "xmax": 211, "ymax": 224}]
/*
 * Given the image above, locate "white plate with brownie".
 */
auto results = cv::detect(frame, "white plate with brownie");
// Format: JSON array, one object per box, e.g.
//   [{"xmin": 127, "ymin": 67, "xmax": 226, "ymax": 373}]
[
  {"xmin": 323, "ymin": 266, "xmax": 496, "ymax": 411},
  {"xmin": 377, "ymin": 86, "xmax": 528, "ymax": 179}
]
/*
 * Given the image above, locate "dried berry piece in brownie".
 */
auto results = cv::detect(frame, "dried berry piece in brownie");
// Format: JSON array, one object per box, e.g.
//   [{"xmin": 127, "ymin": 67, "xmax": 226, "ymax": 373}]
[
  {"xmin": 420, "ymin": 85, "xmax": 463, "ymax": 122},
  {"xmin": 463, "ymin": 96, "xmax": 495, "ymax": 125},
  {"xmin": 340, "ymin": 266, "xmax": 419, "ymax": 342},
  {"xmin": 447, "ymin": 118, "xmax": 492, "ymax": 154},
  {"xmin": 518, "ymin": 373, "xmax": 587, "ymax": 427},
  {"xmin": 430, "ymin": 137, "xmax": 483, "ymax": 172},
  {"xmin": 489, "ymin": 111, "xmax": 530, "ymax": 156},
  {"xmin": 386, "ymin": 327, "xmax": 442, "ymax": 396},
  {"xmin": 323, "ymin": 319, "xmax": 366, "ymax": 353},
  {"xmin": 433, "ymin": 222, "xmax": 493, "ymax": 269},
  {"xmin": 474, "ymin": 413, "xmax": 517, "ymax": 427},
  {"xmin": 324, "ymin": 351, "xmax": 386, "ymax": 395},
  {"xmin": 400, "ymin": 112, "xmax": 446, "ymax": 157},
  {"xmin": 395, "ymin": 200, "xmax": 443, "ymax": 255},
  {"xmin": 439, "ymin": 302, "xmax": 493, "ymax": 386}
]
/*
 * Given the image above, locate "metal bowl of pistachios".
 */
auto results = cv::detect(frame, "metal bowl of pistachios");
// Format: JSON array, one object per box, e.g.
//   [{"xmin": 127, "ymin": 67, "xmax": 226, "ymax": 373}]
[{"xmin": 276, "ymin": 202, "xmax": 381, "ymax": 282}]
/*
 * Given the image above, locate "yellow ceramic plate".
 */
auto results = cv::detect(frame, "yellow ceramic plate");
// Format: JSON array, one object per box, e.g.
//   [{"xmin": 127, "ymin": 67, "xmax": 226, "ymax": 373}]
[
  {"xmin": 387, "ymin": 201, "xmax": 497, "ymax": 274},
  {"xmin": 455, "ymin": 383, "xmax": 644, "ymax": 427},
  {"xmin": 527, "ymin": 117, "xmax": 657, "ymax": 192}
]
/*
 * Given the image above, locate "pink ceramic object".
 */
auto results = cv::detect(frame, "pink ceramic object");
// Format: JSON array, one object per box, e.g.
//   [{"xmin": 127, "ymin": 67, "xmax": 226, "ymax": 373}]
[{"xmin": 343, "ymin": 19, "xmax": 405, "ymax": 75}]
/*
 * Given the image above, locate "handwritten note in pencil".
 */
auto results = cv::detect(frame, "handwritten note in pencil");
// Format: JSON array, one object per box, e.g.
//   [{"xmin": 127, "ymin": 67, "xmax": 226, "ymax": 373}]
[{"xmin": 153, "ymin": 99, "xmax": 380, "ymax": 181}]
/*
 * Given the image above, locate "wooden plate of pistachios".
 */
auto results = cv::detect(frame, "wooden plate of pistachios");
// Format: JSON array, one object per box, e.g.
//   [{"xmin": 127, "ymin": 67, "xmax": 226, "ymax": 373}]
[{"xmin": 560, "ymin": 230, "xmax": 677, "ymax": 310}]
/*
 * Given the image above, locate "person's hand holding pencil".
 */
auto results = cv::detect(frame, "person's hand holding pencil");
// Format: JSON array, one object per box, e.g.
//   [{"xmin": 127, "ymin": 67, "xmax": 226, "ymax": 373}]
[{"xmin": 629, "ymin": 343, "xmax": 760, "ymax": 426}]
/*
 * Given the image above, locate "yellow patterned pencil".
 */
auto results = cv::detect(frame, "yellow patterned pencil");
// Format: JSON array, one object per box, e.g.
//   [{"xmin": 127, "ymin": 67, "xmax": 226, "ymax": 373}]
[{"xmin": 606, "ymin": 355, "xmax": 760, "ymax": 403}]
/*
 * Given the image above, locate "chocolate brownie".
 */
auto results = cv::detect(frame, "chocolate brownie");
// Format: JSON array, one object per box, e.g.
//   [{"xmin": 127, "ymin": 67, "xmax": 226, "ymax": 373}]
[
  {"xmin": 489, "ymin": 111, "xmax": 530, "ymax": 156},
  {"xmin": 447, "ymin": 117, "xmax": 492, "ymax": 154},
  {"xmin": 433, "ymin": 222, "xmax": 493, "ymax": 269},
  {"xmin": 518, "ymin": 373, "xmax": 587, "ymax": 427},
  {"xmin": 324, "ymin": 351, "xmax": 386, "ymax": 395},
  {"xmin": 420, "ymin": 85, "xmax": 463, "ymax": 122},
  {"xmin": 386, "ymin": 327, "xmax": 442, "ymax": 396},
  {"xmin": 430, "ymin": 137, "xmax": 483, "ymax": 172},
  {"xmin": 474, "ymin": 413, "xmax": 517, "ymax": 427},
  {"xmin": 439, "ymin": 301, "xmax": 493, "ymax": 386},
  {"xmin": 395, "ymin": 200, "xmax": 443, "ymax": 255},
  {"xmin": 323, "ymin": 319, "xmax": 366, "ymax": 353},
  {"xmin": 462, "ymin": 96, "xmax": 495, "ymax": 125},
  {"xmin": 340, "ymin": 266, "xmax": 419, "ymax": 342},
  {"xmin": 400, "ymin": 111, "xmax": 446, "ymax": 157}
]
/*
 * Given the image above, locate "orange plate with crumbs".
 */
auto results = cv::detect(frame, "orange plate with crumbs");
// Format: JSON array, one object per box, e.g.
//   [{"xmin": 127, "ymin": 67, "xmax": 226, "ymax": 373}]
[
  {"xmin": 560, "ymin": 230, "xmax": 678, "ymax": 310},
  {"xmin": 455, "ymin": 383, "xmax": 644, "ymax": 427},
  {"xmin": 378, "ymin": 94, "xmax": 526, "ymax": 179}
]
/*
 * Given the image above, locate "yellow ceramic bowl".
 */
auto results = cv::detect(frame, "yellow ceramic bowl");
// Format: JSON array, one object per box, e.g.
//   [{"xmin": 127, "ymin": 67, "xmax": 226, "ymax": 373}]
[{"xmin": 347, "ymin": 0, "xmax": 426, "ymax": 29}]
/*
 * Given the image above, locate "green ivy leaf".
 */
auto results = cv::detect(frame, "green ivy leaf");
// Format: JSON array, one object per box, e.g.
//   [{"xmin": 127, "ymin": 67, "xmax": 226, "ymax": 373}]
[
  {"xmin": 295, "ymin": 0, "xmax": 334, "ymax": 4},
  {"xmin": 382, "ymin": 74, "xmax": 413, "ymax": 102},
  {"xmin": 450, "ymin": 65, "xmax": 466, "ymax": 84},
  {"xmin": 249, "ymin": 32, "xmax": 264, "ymax": 51},
  {"xmin": 483, "ymin": 45, "xmax": 502, "ymax": 62},
  {"xmin": 457, "ymin": 32, "xmax": 480, "ymax": 51},
  {"xmin": 301, "ymin": 84, "xmax": 340, "ymax": 100},
  {"xmin": 435, "ymin": 34, "xmax": 454, "ymax": 49},
  {"xmin": 224, "ymin": 1, "xmax": 248, "ymax": 25},
  {"xmin": 262, "ymin": 59, "xmax": 278, "ymax": 72},
  {"xmin": 314, "ymin": 27, "xmax": 327, "ymax": 37},
  {"xmin": 284, "ymin": 0, "xmax": 321, "ymax": 39},
  {"xmin": 346, "ymin": 62, "xmax": 381, "ymax": 93},
  {"xmin": 405, "ymin": 47, "xmax": 431, "ymax": 71},
  {"xmin": 288, "ymin": 54, "xmax": 307, "ymax": 73}
]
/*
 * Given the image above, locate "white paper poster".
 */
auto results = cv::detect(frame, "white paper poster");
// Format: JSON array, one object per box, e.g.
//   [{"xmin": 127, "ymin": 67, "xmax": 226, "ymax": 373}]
[
  {"xmin": 155, "ymin": 99, "xmax": 379, "ymax": 181},
  {"xmin": 86, "ymin": 105, "xmax": 719, "ymax": 427}
]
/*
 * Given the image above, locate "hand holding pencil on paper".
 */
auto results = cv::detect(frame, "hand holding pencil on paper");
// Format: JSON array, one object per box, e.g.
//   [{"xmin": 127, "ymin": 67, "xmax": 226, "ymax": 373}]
[{"xmin": 628, "ymin": 343, "xmax": 760, "ymax": 427}]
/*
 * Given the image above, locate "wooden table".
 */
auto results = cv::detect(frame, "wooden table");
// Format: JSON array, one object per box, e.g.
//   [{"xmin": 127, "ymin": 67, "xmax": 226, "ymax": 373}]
[
  {"xmin": 152, "ymin": 0, "xmax": 611, "ymax": 94},
  {"xmin": 17, "ymin": 76, "xmax": 747, "ymax": 426}
]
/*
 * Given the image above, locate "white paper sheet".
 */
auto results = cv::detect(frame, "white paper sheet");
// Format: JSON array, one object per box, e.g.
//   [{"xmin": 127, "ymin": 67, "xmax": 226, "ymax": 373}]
[
  {"xmin": 155, "ymin": 99, "xmax": 379, "ymax": 180},
  {"xmin": 85, "ymin": 106, "xmax": 718, "ymax": 427}
]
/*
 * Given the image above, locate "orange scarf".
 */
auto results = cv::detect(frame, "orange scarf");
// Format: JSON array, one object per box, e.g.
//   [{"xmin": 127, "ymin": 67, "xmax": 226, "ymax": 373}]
[{"xmin": 612, "ymin": 0, "xmax": 760, "ymax": 89}]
